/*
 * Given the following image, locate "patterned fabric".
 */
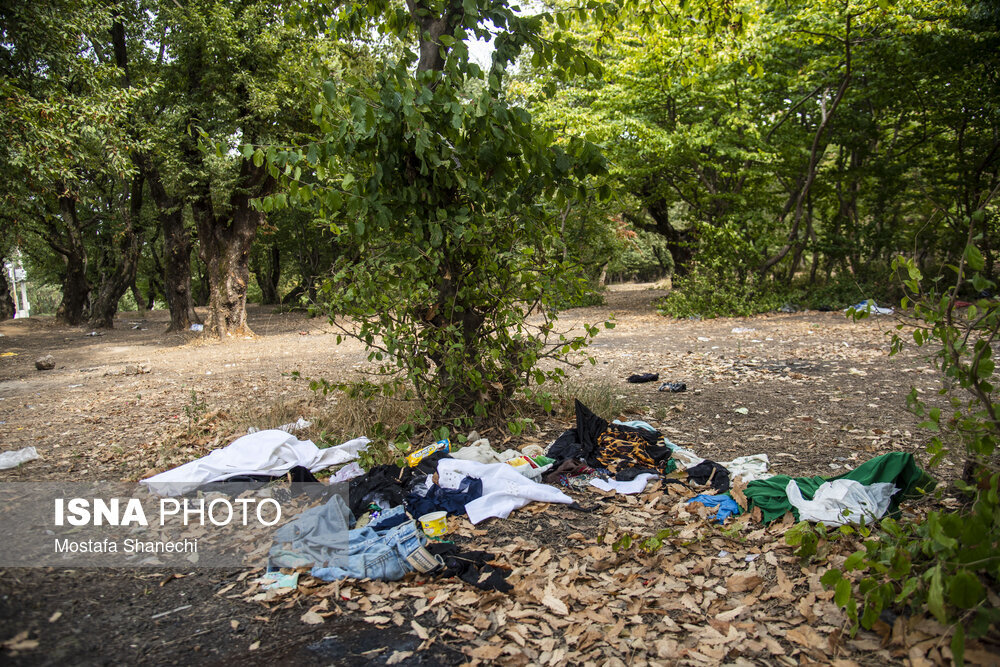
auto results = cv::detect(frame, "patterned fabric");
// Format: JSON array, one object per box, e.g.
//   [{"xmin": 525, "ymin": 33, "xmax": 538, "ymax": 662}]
[{"xmin": 595, "ymin": 426, "xmax": 672, "ymax": 474}]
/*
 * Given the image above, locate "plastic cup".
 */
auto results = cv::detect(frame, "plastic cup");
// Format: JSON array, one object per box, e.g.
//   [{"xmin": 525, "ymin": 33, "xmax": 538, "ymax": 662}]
[{"xmin": 418, "ymin": 511, "xmax": 447, "ymax": 537}]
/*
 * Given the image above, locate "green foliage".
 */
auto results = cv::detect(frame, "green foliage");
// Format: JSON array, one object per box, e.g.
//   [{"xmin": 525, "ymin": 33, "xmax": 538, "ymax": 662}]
[
  {"xmin": 262, "ymin": 0, "xmax": 612, "ymax": 426},
  {"xmin": 656, "ymin": 270, "xmax": 785, "ymax": 319},
  {"xmin": 800, "ymin": 208, "xmax": 1000, "ymax": 662}
]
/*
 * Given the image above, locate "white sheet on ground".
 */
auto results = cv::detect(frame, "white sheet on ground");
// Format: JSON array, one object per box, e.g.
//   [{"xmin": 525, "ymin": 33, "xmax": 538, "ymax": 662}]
[
  {"xmin": 666, "ymin": 443, "xmax": 704, "ymax": 469},
  {"xmin": 590, "ymin": 473, "xmax": 659, "ymax": 495},
  {"xmin": 786, "ymin": 478, "xmax": 897, "ymax": 526},
  {"xmin": 141, "ymin": 430, "xmax": 369, "ymax": 496},
  {"xmin": 436, "ymin": 458, "xmax": 573, "ymax": 524},
  {"xmin": 721, "ymin": 454, "xmax": 772, "ymax": 482},
  {"xmin": 0, "ymin": 446, "xmax": 39, "ymax": 470}
]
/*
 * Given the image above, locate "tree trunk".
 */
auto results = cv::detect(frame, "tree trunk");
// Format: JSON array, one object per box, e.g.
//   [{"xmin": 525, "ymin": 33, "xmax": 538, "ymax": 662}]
[
  {"xmin": 194, "ymin": 159, "xmax": 274, "ymax": 337},
  {"xmin": 53, "ymin": 193, "xmax": 91, "ymax": 325},
  {"xmin": 161, "ymin": 205, "xmax": 199, "ymax": 331},
  {"xmin": 253, "ymin": 243, "xmax": 281, "ymax": 305},
  {"xmin": 0, "ymin": 262, "xmax": 15, "ymax": 319},
  {"xmin": 89, "ymin": 175, "xmax": 145, "ymax": 328}
]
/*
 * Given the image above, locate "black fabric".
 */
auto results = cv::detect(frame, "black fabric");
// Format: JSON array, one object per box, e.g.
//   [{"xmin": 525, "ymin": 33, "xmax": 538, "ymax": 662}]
[
  {"xmin": 427, "ymin": 543, "xmax": 512, "ymax": 592},
  {"xmin": 348, "ymin": 452, "xmax": 454, "ymax": 517},
  {"xmin": 405, "ymin": 476, "xmax": 483, "ymax": 518},
  {"xmin": 615, "ymin": 467, "xmax": 661, "ymax": 482},
  {"xmin": 575, "ymin": 399, "xmax": 609, "ymax": 463},
  {"xmin": 686, "ymin": 461, "xmax": 731, "ymax": 493},
  {"xmin": 547, "ymin": 428, "xmax": 582, "ymax": 464},
  {"xmin": 626, "ymin": 373, "xmax": 659, "ymax": 383},
  {"xmin": 201, "ymin": 466, "xmax": 321, "ymax": 497}
]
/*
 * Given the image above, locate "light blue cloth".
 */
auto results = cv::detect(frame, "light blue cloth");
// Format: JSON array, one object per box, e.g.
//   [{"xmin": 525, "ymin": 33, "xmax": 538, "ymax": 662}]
[
  {"xmin": 270, "ymin": 497, "xmax": 441, "ymax": 581},
  {"xmin": 687, "ymin": 494, "xmax": 741, "ymax": 523}
]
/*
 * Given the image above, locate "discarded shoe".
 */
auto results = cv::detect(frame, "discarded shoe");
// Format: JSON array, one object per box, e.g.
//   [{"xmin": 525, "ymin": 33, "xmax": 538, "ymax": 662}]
[
  {"xmin": 627, "ymin": 373, "xmax": 659, "ymax": 383},
  {"xmin": 657, "ymin": 382, "xmax": 686, "ymax": 392}
]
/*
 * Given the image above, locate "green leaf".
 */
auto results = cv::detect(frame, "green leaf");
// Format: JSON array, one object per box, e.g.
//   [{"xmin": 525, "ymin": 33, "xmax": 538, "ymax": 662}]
[
  {"xmin": 928, "ymin": 566, "xmax": 947, "ymax": 623},
  {"xmin": 964, "ymin": 244, "xmax": 985, "ymax": 272},
  {"xmin": 952, "ymin": 624, "xmax": 965, "ymax": 667},
  {"xmin": 948, "ymin": 570, "xmax": 984, "ymax": 609},
  {"xmin": 820, "ymin": 568, "xmax": 842, "ymax": 587},
  {"xmin": 834, "ymin": 578, "xmax": 852, "ymax": 607}
]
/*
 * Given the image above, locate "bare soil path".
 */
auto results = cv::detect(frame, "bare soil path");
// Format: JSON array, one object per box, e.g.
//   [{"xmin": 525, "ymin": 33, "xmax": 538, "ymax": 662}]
[{"xmin": 0, "ymin": 284, "xmax": 970, "ymax": 666}]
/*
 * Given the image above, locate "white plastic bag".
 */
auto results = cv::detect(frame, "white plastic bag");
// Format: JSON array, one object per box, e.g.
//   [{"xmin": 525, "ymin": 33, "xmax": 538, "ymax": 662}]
[
  {"xmin": 0, "ymin": 446, "xmax": 39, "ymax": 470},
  {"xmin": 786, "ymin": 478, "xmax": 897, "ymax": 526}
]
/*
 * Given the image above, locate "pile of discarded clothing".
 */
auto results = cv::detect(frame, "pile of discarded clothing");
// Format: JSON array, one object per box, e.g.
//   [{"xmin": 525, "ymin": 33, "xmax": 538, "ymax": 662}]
[
  {"xmin": 268, "ymin": 440, "xmax": 578, "ymax": 590},
  {"xmin": 142, "ymin": 408, "xmax": 935, "ymax": 593}
]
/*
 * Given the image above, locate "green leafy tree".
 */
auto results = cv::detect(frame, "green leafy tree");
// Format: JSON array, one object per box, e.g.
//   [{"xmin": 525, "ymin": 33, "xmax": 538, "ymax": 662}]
[{"xmin": 250, "ymin": 0, "xmax": 611, "ymax": 421}]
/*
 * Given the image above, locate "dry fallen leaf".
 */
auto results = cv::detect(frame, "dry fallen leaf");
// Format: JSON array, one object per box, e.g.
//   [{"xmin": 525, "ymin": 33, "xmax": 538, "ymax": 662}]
[
  {"xmin": 248, "ymin": 641, "xmax": 260, "ymax": 651},
  {"xmin": 301, "ymin": 610, "xmax": 325, "ymax": 625}
]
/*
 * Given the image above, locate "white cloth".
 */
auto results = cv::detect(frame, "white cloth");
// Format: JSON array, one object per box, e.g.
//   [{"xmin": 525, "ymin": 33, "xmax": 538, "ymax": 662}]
[
  {"xmin": 436, "ymin": 458, "xmax": 573, "ymax": 524},
  {"xmin": 327, "ymin": 461, "xmax": 365, "ymax": 484},
  {"xmin": 451, "ymin": 440, "xmax": 520, "ymax": 464},
  {"xmin": 721, "ymin": 454, "xmax": 772, "ymax": 482},
  {"xmin": 141, "ymin": 430, "xmax": 369, "ymax": 496},
  {"xmin": 590, "ymin": 473, "xmax": 659, "ymax": 495},
  {"xmin": 667, "ymin": 445, "xmax": 704, "ymax": 470},
  {"xmin": 0, "ymin": 446, "xmax": 39, "ymax": 470},
  {"xmin": 786, "ymin": 479, "xmax": 897, "ymax": 526}
]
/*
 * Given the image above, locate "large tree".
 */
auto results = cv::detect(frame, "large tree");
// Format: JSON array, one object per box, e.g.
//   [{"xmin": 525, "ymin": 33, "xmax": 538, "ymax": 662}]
[{"xmin": 247, "ymin": 0, "xmax": 609, "ymax": 419}]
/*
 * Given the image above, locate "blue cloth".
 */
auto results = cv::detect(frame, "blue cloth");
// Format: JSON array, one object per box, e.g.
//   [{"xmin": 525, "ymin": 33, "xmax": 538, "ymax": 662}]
[
  {"xmin": 270, "ymin": 497, "xmax": 442, "ymax": 582},
  {"xmin": 405, "ymin": 476, "xmax": 483, "ymax": 518},
  {"xmin": 687, "ymin": 494, "xmax": 741, "ymax": 523}
]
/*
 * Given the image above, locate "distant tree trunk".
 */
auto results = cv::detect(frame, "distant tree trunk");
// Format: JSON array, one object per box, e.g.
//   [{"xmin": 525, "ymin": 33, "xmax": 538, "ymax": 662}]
[
  {"xmin": 194, "ymin": 159, "xmax": 274, "ymax": 337},
  {"xmin": 89, "ymin": 175, "xmax": 145, "ymax": 328},
  {"xmin": 52, "ymin": 191, "xmax": 91, "ymax": 325},
  {"xmin": 253, "ymin": 243, "xmax": 281, "ymax": 304},
  {"xmin": 0, "ymin": 263, "xmax": 14, "ymax": 319},
  {"xmin": 130, "ymin": 281, "xmax": 147, "ymax": 311},
  {"xmin": 140, "ymin": 162, "xmax": 199, "ymax": 331}
]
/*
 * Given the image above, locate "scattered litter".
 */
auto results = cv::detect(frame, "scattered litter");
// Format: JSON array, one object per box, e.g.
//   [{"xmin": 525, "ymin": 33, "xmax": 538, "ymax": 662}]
[
  {"xmin": 141, "ymin": 430, "xmax": 369, "ymax": 495},
  {"xmin": 590, "ymin": 473, "xmax": 658, "ymax": 495},
  {"xmin": 259, "ymin": 571, "xmax": 299, "ymax": 590},
  {"xmin": 696, "ymin": 336, "xmax": 711, "ymax": 341},
  {"xmin": 248, "ymin": 417, "xmax": 312, "ymax": 435},
  {"xmin": 847, "ymin": 299, "xmax": 893, "ymax": 315},
  {"xmin": 150, "ymin": 604, "xmax": 192, "ymax": 620},
  {"xmin": 657, "ymin": 381, "xmax": 686, "ymax": 392},
  {"xmin": 0, "ymin": 446, "xmax": 39, "ymax": 470},
  {"xmin": 734, "ymin": 407, "xmax": 749, "ymax": 415},
  {"xmin": 0, "ymin": 351, "xmax": 16, "ymax": 357},
  {"xmin": 787, "ymin": 479, "xmax": 897, "ymax": 526},
  {"xmin": 189, "ymin": 323, "xmax": 204, "ymax": 332},
  {"xmin": 67, "ymin": 384, "xmax": 83, "ymax": 388},
  {"xmin": 406, "ymin": 439, "xmax": 451, "ymax": 467},
  {"xmin": 418, "ymin": 511, "xmax": 448, "ymax": 536},
  {"xmin": 731, "ymin": 327, "xmax": 755, "ymax": 333},
  {"xmin": 626, "ymin": 372, "xmax": 659, "ymax": 383},
  {"xmin": 686, "ymin": 494, "xmax": 741, "ymax": 523},
  {"xmin": 85, "ymin": 331, "xmax": 102, "ymax": 337},
  {"xmin": 745, "ymin": 554, "xmax": 760, "ymax": 562},
  {"xmin": 34, "ymin": 355, "xmax": 55, "ymax": 371}
]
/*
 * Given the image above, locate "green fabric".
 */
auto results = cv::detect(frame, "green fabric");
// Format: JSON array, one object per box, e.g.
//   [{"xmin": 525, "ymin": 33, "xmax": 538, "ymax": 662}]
[
  {"xmin": 744, "ymin": 452, "xmax": 936, "ymax": 523},
  {"xmin": 664, "ymin": 458, "xmax": 678, "ymax": 475}
]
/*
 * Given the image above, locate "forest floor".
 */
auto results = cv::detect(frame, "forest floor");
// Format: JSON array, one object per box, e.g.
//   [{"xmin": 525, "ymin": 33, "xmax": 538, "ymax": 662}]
[{"xmin": 0, "ymin": 283, "xmax": 990, "ymax": 665}]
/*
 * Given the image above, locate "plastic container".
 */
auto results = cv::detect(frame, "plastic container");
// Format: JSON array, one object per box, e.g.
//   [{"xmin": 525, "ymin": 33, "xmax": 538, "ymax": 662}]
[{"xmin": 418, "ymin": 511, "xmax": 447, "ymax": 536}]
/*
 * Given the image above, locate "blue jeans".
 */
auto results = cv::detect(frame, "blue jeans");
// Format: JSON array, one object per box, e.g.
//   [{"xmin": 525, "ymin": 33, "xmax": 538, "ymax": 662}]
[{"xmin": 270, "ymin": 497, "xmax": 441, "ymax": 582}]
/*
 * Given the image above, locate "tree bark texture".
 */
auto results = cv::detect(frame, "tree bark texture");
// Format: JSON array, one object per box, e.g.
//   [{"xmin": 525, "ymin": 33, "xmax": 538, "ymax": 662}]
[
  {"xmin": 0, "ymin": 262, "xmax": 15, "ymax": 320},
  {"xmin": 53, "ymin": 193, "xmax": 91, "ymax": 325},
  {"xmin": 194, "ymin": 159, "xmax": 274, "ymax": 337},
  {"xmin": 89, "ymin": 175, "xmax": 145, "ymax": 328},
  {"xmin": 253, "ymin": 243, "xmax": 281, "ymax": 304}
]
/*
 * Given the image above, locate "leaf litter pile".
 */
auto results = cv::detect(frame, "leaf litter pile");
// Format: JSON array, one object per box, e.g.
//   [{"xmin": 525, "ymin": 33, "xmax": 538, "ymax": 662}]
[
  {"xmin": 1, "ymin": 286, "xmax": 996, "ymax": 664},
  {"xmin": 232, "ymin": 465, "xmax": 994, "ymax": 666}
]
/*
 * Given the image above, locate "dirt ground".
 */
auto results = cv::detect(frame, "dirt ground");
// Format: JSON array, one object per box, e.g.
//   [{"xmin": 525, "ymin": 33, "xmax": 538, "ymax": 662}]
[{"xmin": 0, "ymin": 284, "xmax": 976, "ymax": 665}]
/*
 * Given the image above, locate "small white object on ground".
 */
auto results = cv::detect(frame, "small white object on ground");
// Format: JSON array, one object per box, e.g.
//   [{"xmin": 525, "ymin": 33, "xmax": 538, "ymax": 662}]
[{"xmin": 0, "ymin": 446, "xmax": 39, "ymax": 470}]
